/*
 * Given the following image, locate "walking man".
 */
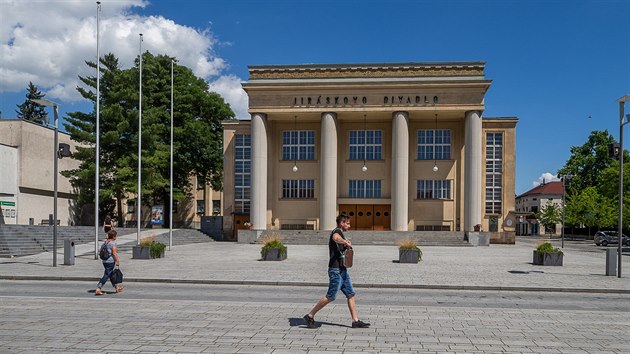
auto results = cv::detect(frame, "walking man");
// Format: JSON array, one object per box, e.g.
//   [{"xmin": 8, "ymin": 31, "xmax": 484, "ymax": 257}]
[{"xmin": 303, "ymin": 214, "xmax": 370, "ymax": 328}]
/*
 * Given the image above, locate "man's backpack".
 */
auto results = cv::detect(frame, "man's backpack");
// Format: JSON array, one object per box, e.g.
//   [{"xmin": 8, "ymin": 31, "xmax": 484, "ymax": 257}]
[{"xmin": 99, "ymin": 242, "xmax": 110, "ymax": 260}]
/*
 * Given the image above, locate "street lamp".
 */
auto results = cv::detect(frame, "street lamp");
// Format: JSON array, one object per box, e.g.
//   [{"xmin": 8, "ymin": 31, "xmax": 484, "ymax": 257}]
[
  {"xmin": 32, "ymin": 98, "xmax": 60, "ymax": 267},
  {"xmin": 616, "ymin": 94, "xmax": 630, "ymax": 278},
  {"xmin": 559, "ymin": 174, "xmax": 571, "ymax": 249}
]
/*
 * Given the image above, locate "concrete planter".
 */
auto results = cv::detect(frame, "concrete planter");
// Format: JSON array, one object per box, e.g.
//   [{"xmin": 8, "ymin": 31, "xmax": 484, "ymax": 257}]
[
  {"xmin": 262, "ymin": 248, "xmax": 287, "ymax": 261},
  {"xmin": 132, "ymin": 246, "xmax": 165, "ymax": 260},
  {"xmin": 532, "ymin": 250, "xmax": 563, "ymax": 266},
  {"xmin": 399, "ymin": 249, "xmax": 420, "ymax": 264}
]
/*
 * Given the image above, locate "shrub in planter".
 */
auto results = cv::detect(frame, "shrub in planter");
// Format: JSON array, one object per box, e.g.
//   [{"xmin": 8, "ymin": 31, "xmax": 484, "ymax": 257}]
[
  {"xmin": 533, "ymin": 242, "xmax": 563, "ymax": 266},
  {"xmin": 398, "ymin": 238, "xmax": 422, "ymax": 264},
  {"xmin": 133, "ymin": 236, "xmax": 166, "ymax": 259},
  {"xmin": 260, "ymin": 233, "xmax": 287, "ymax": 261}
]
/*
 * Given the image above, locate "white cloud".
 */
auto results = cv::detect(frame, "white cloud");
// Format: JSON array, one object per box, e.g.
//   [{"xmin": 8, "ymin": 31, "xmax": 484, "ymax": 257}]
[
  {"xmin": 0, "ymin": 0, "xmax": 245, "ymax": 114},
  {"xmin": 208, "ymin": 75, "xmax": 249, "ymax": 119},
  {"xmin": 532, "ymin": 172, "xmax": 561, "ymax": 188}
]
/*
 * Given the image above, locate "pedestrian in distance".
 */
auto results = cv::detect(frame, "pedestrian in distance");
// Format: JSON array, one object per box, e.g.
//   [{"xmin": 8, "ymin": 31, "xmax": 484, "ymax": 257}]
[
  {"xmin": 102, "ymin": 214, "xmax": 113, "ymax": 233},
  {"xmin": 95, "ymin": 229, "xmax": 123, "ymax": 295},
  {"xmin": 303, "ymin": 214, "xmax": 370, "ymax": 329}
]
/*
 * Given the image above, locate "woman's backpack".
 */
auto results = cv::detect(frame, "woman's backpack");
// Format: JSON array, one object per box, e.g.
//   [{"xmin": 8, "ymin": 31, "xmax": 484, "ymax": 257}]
[{"xmin": 99, "ymin": 242, "xmax": 110, "ymax": 260}]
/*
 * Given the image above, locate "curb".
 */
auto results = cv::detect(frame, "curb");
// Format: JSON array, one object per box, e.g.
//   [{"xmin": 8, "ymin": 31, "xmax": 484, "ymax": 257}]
[{"xmin": 1, "ymin": 275, "xmax": 629, "ymax": 294}]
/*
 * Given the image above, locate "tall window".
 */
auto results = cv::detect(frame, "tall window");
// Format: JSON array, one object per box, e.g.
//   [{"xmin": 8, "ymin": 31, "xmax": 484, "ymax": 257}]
[
  {"xmin": 485, "ymin": 132, "xmax": 502, "ymax": 214},
  {"xmin": 417, "ymin": 180, "xmax": 452, "ymax": 199},
  {"xmin": 282, "ymin": 130, "xmax": 315, "ymax": 160},
  {"xmin": 234, "ymin": 134, "xmax": 251, "ymax": 213},
  {"xmin": 282, "ymin": 179, "xmax": 315, "ymax": 199},
  {"xmin": 349, "ymin": 130, "xmax": 382, "ymax": 160},
  {"xmin": 349, "ymin": 180, "xmax": 381, "ymax": 198},
  {"xmin": 417, "ymin": 129, "xmax": 451, "ymax": 160}
]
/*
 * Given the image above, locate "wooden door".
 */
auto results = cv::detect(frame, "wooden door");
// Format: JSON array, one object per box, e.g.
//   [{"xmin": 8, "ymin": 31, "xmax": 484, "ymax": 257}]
[
  {"xmin": 233, "ymin": 214, "xmax": 250, "ymax": 239},
  {"xmin": 356, "ymin": 204, "xmax": 374, "ymax": 230},
  {"xmin": 373, "ymin": 204, "xmax": 391, "ymax": 231},
  {"xmin": 339, "ymin": 204, "xmax": 357, "ymax": 220}
]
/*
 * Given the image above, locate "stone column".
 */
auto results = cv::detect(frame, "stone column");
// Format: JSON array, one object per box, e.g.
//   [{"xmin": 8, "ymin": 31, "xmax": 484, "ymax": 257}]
[
  {"xmin": 320, "ymin": 112, "xmax": 338, "ymax": 230},
  {"xmin": 251, "ymin": 113, "xmax": 268, "ymax": 230},
  {"xmin": 391, "ymin": 111, "xmax": 409, "ymax": 231},
  {"xmin": 464, "ymin": 110, "xmax": 482, "ymax": 233}
]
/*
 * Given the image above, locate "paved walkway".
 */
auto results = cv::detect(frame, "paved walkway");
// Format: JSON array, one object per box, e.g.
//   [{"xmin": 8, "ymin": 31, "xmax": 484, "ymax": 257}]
[{"xmin": 0, "ymin": 230, "xmax": 628, "ymax": 293}]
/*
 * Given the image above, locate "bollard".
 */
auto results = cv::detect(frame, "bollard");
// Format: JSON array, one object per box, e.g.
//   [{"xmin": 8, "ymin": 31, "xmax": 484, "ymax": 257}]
[
  {"xmin": 63, "ymin": 239, "xmax": 75, "ymax": 265},
  {"xmin": 605, "ymin": 248, "xmax": 617, "ymax": 276}
]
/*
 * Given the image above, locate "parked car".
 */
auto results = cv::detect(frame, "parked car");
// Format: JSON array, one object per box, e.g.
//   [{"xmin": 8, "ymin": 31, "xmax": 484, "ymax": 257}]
[{"xmin": 594, "ymin": 231, "xmax": 630, "ymax": 246}]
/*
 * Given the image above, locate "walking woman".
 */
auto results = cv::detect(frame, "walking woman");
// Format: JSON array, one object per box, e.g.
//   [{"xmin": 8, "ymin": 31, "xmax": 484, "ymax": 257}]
[{"xmin": 95, "ymin": 229, "xmax": 123, "ymax": 295}]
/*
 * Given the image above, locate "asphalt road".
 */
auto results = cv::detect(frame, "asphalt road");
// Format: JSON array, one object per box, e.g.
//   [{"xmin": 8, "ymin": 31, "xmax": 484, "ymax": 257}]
[{"xmin": 1, "ymin": 280, "xmax": 628, "ymax": 312}]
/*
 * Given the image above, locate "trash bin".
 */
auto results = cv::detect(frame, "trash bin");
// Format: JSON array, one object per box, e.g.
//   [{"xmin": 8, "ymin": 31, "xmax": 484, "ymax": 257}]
[
  {"xmin": 605, "ymin": 248, "xmax": 616, "ymax": 276},
  {"xmin": 64, "ymin": 239, "xmax": 75, "ymax": 266}
]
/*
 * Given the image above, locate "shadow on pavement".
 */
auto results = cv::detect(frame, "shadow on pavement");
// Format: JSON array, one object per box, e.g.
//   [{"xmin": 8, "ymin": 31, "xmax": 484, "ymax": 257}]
[{"xmin": 288, "ymin": 317, "xmax": 348, "ymax": 328}]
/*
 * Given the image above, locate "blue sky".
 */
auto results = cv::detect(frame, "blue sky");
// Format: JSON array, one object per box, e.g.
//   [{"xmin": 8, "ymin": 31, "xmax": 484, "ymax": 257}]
[{"xmin": 1, "ymin": 0, "xmax": 629, "ymax": 195}]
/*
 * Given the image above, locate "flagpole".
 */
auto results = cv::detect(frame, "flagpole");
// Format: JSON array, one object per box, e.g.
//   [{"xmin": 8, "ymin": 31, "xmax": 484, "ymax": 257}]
[
  {"xmin": 169, "ymin": 59, "xmax": 174, "ymax": 251},
  {"xmin": 95, "ymin": 1, "xmax": 101, "ymax": 260},
  {"xmin": 137, "ymin": 33, "xmax": 143, "ymax": 245}
]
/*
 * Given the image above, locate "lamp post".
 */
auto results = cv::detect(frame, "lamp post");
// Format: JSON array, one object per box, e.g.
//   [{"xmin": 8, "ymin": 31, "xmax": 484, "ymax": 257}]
[
  {"xmin": 560, "ymin": 174, "xmax": 571, "ymax": 249},
  {"xmin": 616, "ymin": 94, "xmax": 630, "ymax": 278},
  {"xmin": 137, "ymin": 33, "xmax": 143, "ymax": 245},
  {"xmin": 32, "ymin": 98, "xmax": 59, "ymax": 267},
  {"xmin": 95, "ymin": 0, "xmax": 101, "ymax": 260}
]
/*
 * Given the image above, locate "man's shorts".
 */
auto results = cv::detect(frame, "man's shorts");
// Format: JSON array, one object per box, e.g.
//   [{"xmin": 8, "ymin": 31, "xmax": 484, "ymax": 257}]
[{"xmin": 326, "ymin": 267, "xmax": 355, "ymax": 300}]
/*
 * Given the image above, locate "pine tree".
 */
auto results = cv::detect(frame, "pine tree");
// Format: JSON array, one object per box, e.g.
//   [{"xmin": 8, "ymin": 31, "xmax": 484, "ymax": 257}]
[{"xmin": 16, "ymin": 82, "xmax": 49, "ymax": 124}]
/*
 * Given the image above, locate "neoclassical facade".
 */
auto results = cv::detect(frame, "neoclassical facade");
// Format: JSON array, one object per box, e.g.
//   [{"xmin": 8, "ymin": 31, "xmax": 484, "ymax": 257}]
[{"xmin": 223, "ymin": 62, "xmax": 518, "ymax": 240}]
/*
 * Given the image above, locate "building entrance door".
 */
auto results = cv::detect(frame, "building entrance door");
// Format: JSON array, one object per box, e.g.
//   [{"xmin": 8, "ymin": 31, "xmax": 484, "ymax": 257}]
[
  {"xmin": 338, "ymin": 204, "xmax": 391, "ymax": 231},
  {"xmin": 233, "ymin": 214, "xmax": 250, "ymax": 240},
  {"xmin": 373, "ymin": 205, "xmax": 391, "ymax": 230}
]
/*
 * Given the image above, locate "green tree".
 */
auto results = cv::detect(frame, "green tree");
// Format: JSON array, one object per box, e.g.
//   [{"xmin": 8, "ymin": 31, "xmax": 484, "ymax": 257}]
[
  {"xmin": 564, "ymin": 187, "xmax": 616, "ymax": 232},
  {"xmin": 536, "ymin": 200, "xmax": 562, "ymax": 235},
  {"xmin": 62, "ymin": 51, "xmax": 234, "ymax": 226},
  {"xmin": 15, "ymin": 82, "xmax": 48, "ymax": 124},
  {"xmin": 557, "ymin": 130, "xmax": 617, "ymax": 195}
]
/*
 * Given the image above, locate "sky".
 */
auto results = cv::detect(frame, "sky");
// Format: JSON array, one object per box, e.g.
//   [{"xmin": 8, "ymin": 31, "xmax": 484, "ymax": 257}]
[{"xmin": 1, "ymin": 0, "xmax": 629, "ymax": 195}]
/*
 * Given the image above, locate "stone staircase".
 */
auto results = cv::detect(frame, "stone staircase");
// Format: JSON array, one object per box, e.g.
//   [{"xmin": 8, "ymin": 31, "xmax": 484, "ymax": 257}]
[
  {"xmin": 255, "ymin": 230, "xmax": 472, "ymax": 247},
  {"xmin": 0, "ymin": 225, "xmax": 213, "ymax": 258}
]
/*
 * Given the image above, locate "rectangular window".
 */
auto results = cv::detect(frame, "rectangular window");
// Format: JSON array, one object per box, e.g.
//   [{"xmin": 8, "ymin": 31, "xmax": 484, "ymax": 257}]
[
  {"xmin": 348, "ymin": 180, "xmax": 381, "ymax": 198},
  {"xmin": 485, "ymin": 132, "xmax": 503, "ymax": 214},
  {"xmin": 349, "ymin": 130, "xmax": 382, "ymax": 160},
  {"xmin": 196, "ymin": 175, "xmax": 205, "ymax": 190},
  {"xmin": 417, "ymin": 129, "xmax": 451, "ymax": 160},
  {"xmin": 126, "ymin": 199, "xmax": 135, "ymax": 214},
  {"xmin": 196, "ymin": 200, "xmax": 205, "ymax": 214},
  {"xmin": 417, "ymin": 180, "xmax": 452, "ymax": 199},
  {"xmin": 234, "ymin": 134, "xmax": 251, "ymax": 213},
  {"xmin": 282, "ymin": 130, "xmax": 315, "ymax": 161},
  {"xmin": 282, "ymin": 179, "xmax": 315, "ymax": 199}
]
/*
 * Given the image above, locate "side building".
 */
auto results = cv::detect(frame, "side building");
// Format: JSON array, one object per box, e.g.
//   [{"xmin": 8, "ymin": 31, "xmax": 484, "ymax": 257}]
[
  {"xmin": 515, "ymin": 180, "xmax": 564, "ymax": 236},
  {"xmin": 0, "ymin": 119, "xmax": 80, "ymax": 225},
  {"xmin": 0, "ymin": 118, "xmax": 220, "ymax": 229},
  {"xmin": 222, "ymin": 62, "xmax": 518, "ymax": 242}
]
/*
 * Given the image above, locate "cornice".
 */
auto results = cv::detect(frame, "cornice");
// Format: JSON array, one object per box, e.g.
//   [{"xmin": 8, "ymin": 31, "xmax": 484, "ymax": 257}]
[{"xmin": 248, "ymin": 62, "xmax": 485, "ymax": 80}]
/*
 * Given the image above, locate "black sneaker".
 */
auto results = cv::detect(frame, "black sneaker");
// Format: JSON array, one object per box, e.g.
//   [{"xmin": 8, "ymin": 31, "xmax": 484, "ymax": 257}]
[
  {"xmin": 352, "ymin": 320, "xmax": 370, "ymax": 328},
  {"xmin": 303, "ymin": 314, "xmax": 316, "ymax": 328}
]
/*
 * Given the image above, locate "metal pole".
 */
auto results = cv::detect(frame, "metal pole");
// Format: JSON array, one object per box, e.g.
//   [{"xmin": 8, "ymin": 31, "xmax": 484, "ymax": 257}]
[
  {"xmin": 95, "ymin": 1, "xmax": 101, "ymax": 260},
  {"xmin": 561, "ymin": 177, "xmax": 565, "ymax": 248},
  {"xmin": 137, "ymin": 33, "xmax": 143, "ymax": 245},
  {"xmin": 53, "ymin": 105, "xmax": 59, "ymax": 267},
  {"xmin": 617, "ymin": 101, "xmax": 627, "ymax": 278},
  {"xmin": 169, "ymin": 59, "xmax": 173, "ymax": 251}
]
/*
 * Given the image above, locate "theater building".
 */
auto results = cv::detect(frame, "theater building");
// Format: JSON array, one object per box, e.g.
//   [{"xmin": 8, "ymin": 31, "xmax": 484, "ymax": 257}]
[{"xmin": 222, "ymin": 62, "xmax": 518, "ymax": 242}]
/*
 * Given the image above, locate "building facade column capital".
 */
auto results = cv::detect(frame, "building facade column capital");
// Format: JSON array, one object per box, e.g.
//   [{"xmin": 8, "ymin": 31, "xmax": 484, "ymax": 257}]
[{"xmin": 392, "ymin": 111, "xmax": 409, "ymax": 119}]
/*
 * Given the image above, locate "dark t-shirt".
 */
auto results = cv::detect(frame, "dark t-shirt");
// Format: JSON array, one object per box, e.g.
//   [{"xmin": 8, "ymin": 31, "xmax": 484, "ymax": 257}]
[{"xmin": 328, "ymin": 227, "xmax": 348, "ymax": 268}]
